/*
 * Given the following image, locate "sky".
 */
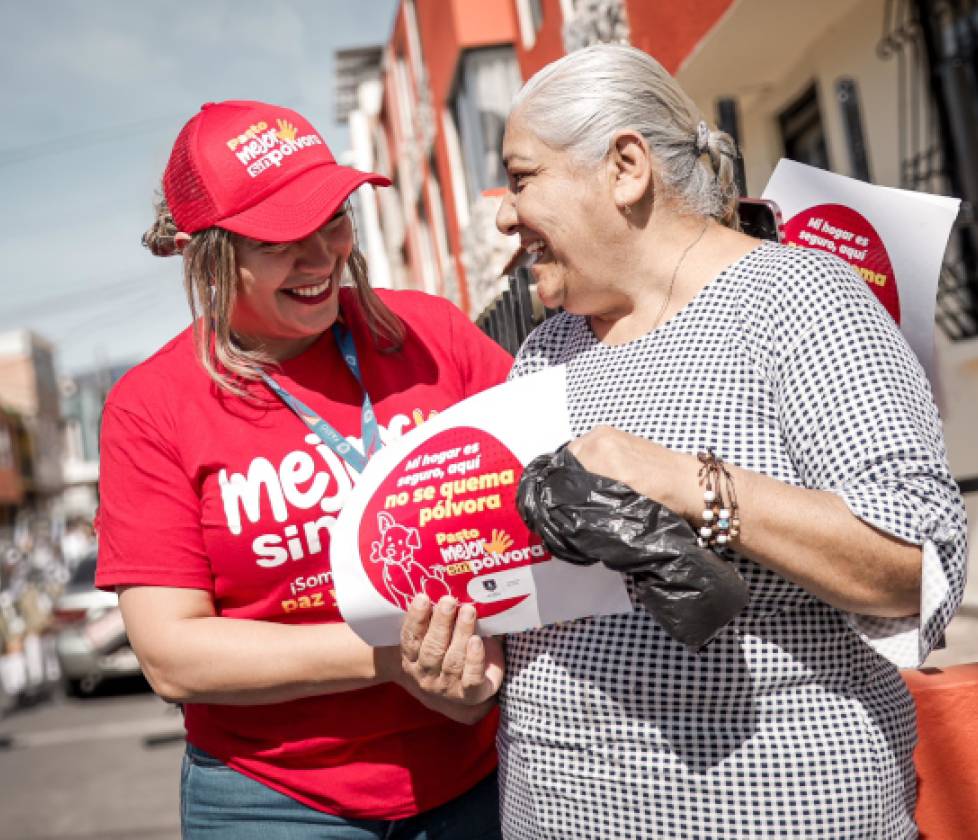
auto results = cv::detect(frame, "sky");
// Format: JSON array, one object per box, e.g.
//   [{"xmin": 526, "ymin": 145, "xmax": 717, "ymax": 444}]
[{"xmin": 0, "ymin": 0, "xmax": 399, "ymax": 375}]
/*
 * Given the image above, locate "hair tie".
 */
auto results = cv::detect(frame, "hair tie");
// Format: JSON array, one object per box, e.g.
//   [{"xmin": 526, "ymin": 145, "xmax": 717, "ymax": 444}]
[{"xmin": 695, "ymin": 121, "xmax": 710, "ymax": 155}]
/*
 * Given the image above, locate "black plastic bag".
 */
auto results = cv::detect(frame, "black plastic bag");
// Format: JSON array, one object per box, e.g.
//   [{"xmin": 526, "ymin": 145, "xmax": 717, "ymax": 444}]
[{"xmin": 517, "ymin": 446, "xmax": 749, "ymax": 650}]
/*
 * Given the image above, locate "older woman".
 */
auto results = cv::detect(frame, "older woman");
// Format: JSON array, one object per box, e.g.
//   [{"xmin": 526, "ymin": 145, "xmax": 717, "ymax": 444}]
[{"xmin": 400, "ymin": 45, "xmax": 967, "ymax": 839}]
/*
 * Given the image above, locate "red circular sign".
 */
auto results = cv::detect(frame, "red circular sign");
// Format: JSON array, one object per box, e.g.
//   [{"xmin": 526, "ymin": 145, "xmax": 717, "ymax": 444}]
[
  {"xmin": 358, "ymin": 427, "xmax": 550, "ymax": 617},
  {"xmin": 782, "ymin": 203, "xmax": 900, "ymax": 324}
]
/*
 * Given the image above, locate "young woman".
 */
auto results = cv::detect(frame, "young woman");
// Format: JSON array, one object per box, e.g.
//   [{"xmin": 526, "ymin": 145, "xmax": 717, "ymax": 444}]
[
  {"xmin": 400, "ymin": 46, "xmax": 967, "ymax": 839},
  {"xmin": 96, "ymin": 99, "xmax": 510, "ymax": 839}
]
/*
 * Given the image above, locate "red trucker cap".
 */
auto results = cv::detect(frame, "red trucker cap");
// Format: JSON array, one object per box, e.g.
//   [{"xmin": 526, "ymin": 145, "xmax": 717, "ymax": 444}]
[{"xmin": 162, "ymin": 100, "xmax": 391, "ymax": 242}]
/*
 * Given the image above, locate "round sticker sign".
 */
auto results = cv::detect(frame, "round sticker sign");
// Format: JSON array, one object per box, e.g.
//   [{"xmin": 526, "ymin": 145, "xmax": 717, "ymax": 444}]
[
  {"xmin": 357, "ymin": 427, "xmax": 551, "ymax": 618},
  {"xmin": 782, "ymin": 203, "xmax": 900, "ymax": 323}
]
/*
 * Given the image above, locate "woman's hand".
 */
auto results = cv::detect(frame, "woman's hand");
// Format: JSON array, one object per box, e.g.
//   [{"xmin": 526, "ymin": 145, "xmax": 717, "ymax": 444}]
[
  {"xmin": 392, "ymin": 674, "xmax": 498, "ymax": 725},
  {"xmin": 567, "ymin": 425, "xmax": 698, "ymax": 518},
  {"xmin": 398, "ymin": 595, "xmax": 504, "ymax": 711}
]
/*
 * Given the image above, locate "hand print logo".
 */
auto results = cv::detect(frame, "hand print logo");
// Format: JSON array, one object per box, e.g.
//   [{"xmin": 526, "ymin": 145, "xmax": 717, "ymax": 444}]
[
  {"xmin": 275, "ymin": 119, "xmax": 298, "ymax": 143},
  {"xmin": 482, "ymin": 529, "xmax": 514, "ymax": 558},
  {"xmin": 369, "ymin": 512, "xmax": 449, "ymax": 609}
]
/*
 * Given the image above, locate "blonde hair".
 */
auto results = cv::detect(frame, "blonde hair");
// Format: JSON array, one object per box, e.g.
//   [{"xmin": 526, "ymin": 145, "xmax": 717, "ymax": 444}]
[
  {"xmin": 142, "ymin": 194, "xmax": 404, "ymax": 395},
  {"xmin": 512, "ymin": 44, "xmax": 740, "ymax": 228}
]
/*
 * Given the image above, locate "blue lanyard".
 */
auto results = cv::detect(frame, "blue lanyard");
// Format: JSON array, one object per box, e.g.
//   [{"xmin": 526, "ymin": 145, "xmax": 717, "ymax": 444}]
[{"xmin": 260, "ymin": 324, "xmax": 382, "ymax": 473}]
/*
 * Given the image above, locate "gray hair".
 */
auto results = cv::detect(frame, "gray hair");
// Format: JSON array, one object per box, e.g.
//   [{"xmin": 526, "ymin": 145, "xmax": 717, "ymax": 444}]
[{"xmin": 511, "ymin": 44, "xmax": 740, "ymax": 227}]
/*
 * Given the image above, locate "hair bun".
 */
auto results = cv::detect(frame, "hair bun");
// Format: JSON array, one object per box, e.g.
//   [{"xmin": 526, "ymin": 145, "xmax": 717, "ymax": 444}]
[{"xmin": 142, "ymin": 194, "xmax": 179, "ymax": 257}]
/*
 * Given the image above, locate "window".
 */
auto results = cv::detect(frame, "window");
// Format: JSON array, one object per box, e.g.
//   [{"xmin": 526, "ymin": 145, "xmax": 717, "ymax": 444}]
[
  {"xmin": 63, "ymin": 417, "xmax": 84, "ymax": 463},
  {"xmin": 441, "ymin": 106, "xmax": 471, "ymax": 228},
  {"xmin": 450, "ymin": 46, "xmax": 523, "ymax": 202},
  {"xmin": 426, "ymin": 163, "xmax": 452, "ymax": 271},
  {"xmin": 835, "ymin": 77, "xmax": 871, "ymax": 181},
  {"xmin": 779, "ymin": 84, "xmax": 830, "ymax": 171}
]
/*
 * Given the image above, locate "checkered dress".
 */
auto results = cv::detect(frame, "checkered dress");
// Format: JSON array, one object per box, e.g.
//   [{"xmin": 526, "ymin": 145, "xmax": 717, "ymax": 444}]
[{"xmin": 500, "ymin": 242, "xmax": 967, "ymax": 840}]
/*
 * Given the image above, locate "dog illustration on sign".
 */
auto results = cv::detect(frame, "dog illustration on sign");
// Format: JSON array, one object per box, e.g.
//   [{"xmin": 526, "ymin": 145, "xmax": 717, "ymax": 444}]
[{"xmin": 369, "ymin": 512, "xmax": 450, "ymax": 608}]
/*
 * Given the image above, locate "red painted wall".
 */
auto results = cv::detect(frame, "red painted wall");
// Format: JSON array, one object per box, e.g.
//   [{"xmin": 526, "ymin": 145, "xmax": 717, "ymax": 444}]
[
  {"xmin": 512, "ymin": 0, "xmax": 734, "ymax": 78},
  {"xmin": 626, "ymin": 0, "xmax": 734, "ymax": 74},
  {"xmin": 0, "ymin": 414, "xmax": 25, "ymax": 506},
  {"xmin": 420, "ymin": 0, "xmax": 519, "ymax": 103},
  {"xmin": 512, "ymin": 0, "xmax": 566, "ymax": 79}
]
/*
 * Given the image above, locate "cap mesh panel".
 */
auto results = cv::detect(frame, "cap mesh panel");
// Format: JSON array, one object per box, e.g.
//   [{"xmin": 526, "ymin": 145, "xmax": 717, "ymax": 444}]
[{"xmin": 163, "ymin": 120, "xmax": 219, "ymax": 233}]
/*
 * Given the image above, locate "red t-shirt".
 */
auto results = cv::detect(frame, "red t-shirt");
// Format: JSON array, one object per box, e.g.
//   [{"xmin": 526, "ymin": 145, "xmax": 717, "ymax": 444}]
[{"xmin": 96, "ymin": 289, "xmax": 513, "ymax": 819}]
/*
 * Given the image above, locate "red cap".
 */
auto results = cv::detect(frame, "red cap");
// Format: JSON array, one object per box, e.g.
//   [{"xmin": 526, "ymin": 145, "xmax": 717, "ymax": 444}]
[{"xmin": 162, "ymin": 100, "xmax": 391, "ymax": 242}]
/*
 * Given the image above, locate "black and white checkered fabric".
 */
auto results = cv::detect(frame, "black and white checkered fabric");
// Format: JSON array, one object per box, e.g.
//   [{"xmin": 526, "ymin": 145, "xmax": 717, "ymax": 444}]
[{"xmin": 500, "ymin": 242, "xmax": 967, "ymax": 839}]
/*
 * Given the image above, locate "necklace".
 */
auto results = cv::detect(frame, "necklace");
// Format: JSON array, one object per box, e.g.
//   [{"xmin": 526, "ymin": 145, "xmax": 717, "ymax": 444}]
[{"xmin": 650, "ymin": 220, "xmax": 710, "ymax": 331}]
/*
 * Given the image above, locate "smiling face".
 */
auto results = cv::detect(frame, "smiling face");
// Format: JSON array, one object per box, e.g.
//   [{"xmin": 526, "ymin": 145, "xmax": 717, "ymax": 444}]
[
  {"xmin": 496, "ymin": 115, "xmax": 630, "ymax": 313},
  {"xmin": 230, "ymin": 207, "xmax": 353, "ymax": 359}
]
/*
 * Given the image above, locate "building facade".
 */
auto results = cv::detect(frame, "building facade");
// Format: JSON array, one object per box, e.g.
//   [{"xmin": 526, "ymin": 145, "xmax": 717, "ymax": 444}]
[
  {"xmin": 59, "ymin": 364, "xmax": 130, "ymax": 520},
  {"xmin": 340, "ymin": 0, "xmax": 526, "ymax": 318},
  {"xmin": 0, "ymin": 330, "xmax": 63, "ymax": 517},
  {"xmin": 355, "ymin": 0, "xmax": 978, "ymax": 475}
]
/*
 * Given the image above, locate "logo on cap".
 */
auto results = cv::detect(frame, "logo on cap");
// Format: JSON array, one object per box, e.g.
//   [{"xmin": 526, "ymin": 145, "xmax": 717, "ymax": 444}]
[{"xmin": 227, "ymin": 116, "xmax": 324, "ymax": 180}]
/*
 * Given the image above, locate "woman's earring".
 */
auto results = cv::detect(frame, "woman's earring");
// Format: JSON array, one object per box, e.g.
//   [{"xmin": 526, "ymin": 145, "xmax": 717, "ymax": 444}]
[{"xmin": 622, "ymin": 204, "xmax": 632, "ymax": 217}]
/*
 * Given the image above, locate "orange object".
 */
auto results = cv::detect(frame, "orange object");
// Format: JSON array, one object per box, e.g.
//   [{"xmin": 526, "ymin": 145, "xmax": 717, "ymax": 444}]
[{"xmin": 902, "ymin": 663, "xmax": 978, "ymax": 840}]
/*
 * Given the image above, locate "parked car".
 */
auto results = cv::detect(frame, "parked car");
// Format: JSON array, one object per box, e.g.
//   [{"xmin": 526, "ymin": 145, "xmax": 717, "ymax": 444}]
[{"xmin": 53, "ymin": 553, "xmax": 142, "ymax": 695}]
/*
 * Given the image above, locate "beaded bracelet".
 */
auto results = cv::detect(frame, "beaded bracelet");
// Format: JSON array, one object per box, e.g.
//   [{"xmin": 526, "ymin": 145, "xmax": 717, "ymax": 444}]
[{"xmin": 696, "ymin": 450, "xmax": 740, "ymax": 549}]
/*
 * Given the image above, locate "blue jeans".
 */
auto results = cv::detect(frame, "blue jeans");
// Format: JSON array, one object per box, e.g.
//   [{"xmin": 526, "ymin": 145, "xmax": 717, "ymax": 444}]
[{"xmin": 180, "ymin": 743, "xmax": 502, "ymax": 840}]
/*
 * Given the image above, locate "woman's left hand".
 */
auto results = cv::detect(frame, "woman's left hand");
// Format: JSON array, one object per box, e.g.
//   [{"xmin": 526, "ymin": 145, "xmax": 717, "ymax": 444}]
[{"xmin": 567, "ymin": 426, "xmax": 696, "ymax": 518}]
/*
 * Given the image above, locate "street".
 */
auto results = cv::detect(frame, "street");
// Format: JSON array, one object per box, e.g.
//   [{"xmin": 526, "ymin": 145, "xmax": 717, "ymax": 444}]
[
  {"xmin": 0, "ymin": 611, "xmax": 974, "ymax": 840},
  {"xmin": 0, "ymin": 679, "xmax": 184, "ymax": 839}
]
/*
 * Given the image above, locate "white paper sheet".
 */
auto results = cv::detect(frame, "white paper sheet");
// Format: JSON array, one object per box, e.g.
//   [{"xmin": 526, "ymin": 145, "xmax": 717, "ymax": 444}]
[
  {"xmin": 762, "ymin": 159, "xmax": 960, "ymax": 383},
  {"xmin": 330, "ymin": 366, "xmax": 633, "ymax": 645}
]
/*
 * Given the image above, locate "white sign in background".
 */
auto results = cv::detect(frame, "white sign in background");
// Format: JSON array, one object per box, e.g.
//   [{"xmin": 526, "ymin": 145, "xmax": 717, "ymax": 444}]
[{"xmin": 763, "ymin": 159, "xmax": 960, "ymax": 383}]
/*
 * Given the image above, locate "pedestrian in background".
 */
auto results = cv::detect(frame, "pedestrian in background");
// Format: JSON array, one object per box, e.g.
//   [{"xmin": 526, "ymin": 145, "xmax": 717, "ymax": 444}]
[
  {"xmin": 96, "ymin": 99, "xmax": 509, "ymax": 840},
  {"xmin": 401, "ymin": 44, "xmax": 967, "ymax": 839}
]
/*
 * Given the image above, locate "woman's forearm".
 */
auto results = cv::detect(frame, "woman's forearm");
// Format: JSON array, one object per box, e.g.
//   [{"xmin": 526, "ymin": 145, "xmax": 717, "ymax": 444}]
[
  {"xmin": 121, "ymin": 585, "xmax": 497, "ymax": 722},
  {"xmin": 650, "ymin": 452, "xmax": 922, "ymax": 617},
  {"xmin": 119, "ymin": 586, "xmax": 398, "ymax": 704},
  {"xmin": 703, "ymin": 463, "xmax": 921, "ymax": 617},
  {"xmin": 159, "ymin": 617, "xmax": 400, "ymax": 705},
  {"xmin": 567, "ymin": 428, "xmax": 922, "ymax": 618},
  {"xmin": 134, "ymin": 616, "xmax": 395, "ymax": 705}
]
